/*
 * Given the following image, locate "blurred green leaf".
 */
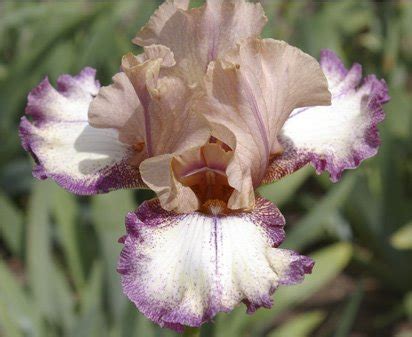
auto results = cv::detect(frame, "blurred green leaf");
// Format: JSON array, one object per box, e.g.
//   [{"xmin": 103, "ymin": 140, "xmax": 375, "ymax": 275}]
[
  {"xmin": 81, "ymin": 261, "xmax": 103, "ymax": 313},
  {"xmin": 385, "ymin": 86, "xmax": 412, "ymax": 140},
  {"xmin": 0, "ymin": 298, "xmax": 23, "ymax": 337},
  {"xmin": 284, "ymin": 174, "xmax": 356, "ymax": 250},
  {"xmin": 0, "ymin": 260, "xmax": 44, "ymax": 337},
  {"xmin": 394, "ymin": 332, "xmax": 412, "ymax": 337},
  {"xmin": 134, "ymin": 316, "xmax": 157, "ymax": 337},
  {"xmin": 52, "ymin": 263, "xmax": 76, "ymax": 334},
  {"xmin": 405, "ymin": 292, "xmax": 412, "ymax": 320},
  {"xmin": 116, "ymin": 302, "xmax": 153, "ymax": 337},
  {"xmin": 391, "ymin": 221, "xmax": 412, "ymax": 250},
  {"xmin": 0, "ymin": 190, "xmax": 23, "ymax": 255},
  {"xmin": 52, "ymin": 186, "xmax": 85, "ymax": 290},
  {"xmin": 268, "ymin": 311, "xmax": 325, "ymax": 337},
  {"xmin": 73, "ymin": 261, "xmax": 106, "ymax": 337},
  {"xmin": 91, "ymin": 190, "xmax": 135, "ymax": 322},
  {"xmin": 26, "ymin": 180, "xmax": 57, "ymax": 321},
  {"xmin": 183, "ymin": 327, "xmax": 201, "ymax": 337},
  {"xmin": 333, "ymin": 283, "xmax": 364, "ymax": 337},
  {"xmin": 258, "ymin": 166, "xmax": 312, "ymax": 207}
]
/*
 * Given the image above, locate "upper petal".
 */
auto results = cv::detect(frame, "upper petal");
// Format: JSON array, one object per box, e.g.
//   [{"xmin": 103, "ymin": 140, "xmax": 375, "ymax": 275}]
[
  {"xmin": 19, "ymin": 68, "xmax": 145, "ymax": 194},
  {"xmin": 263, "ymin": 50, "xmax": 390, "ymax": 183},
  {"xmin": 121, "ymin": 52, "xmax": 211, "ymax": 212},
  {"xmin": 132, "ymin": 0, "xmax": 190, "ymax": 46},
  {"xmin": 133, "ymin": 0, "xmax": 267, "ymax": 84},
  {"xmin": 200, "ymin": 38, "xmax": 331, "ymax": 207},
  {"xmin": 118, "ymin": 196, "xmax": 313, "ymax": 331}
]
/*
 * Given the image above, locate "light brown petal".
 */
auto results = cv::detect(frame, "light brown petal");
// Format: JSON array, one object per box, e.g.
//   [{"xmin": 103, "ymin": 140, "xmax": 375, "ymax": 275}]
[
  {"xmin": 122, "ymin": 52, "xmax": 210, "ymax": 212},
  {"xmin": 200, "ymin": 38, "xmax": 331, "ymax": 208},
  {"xmin": 133, "ymin": 0, "xmax": 190, "ymax": 46},
  {"xmin": 140, "ymin": 154, "xmax": 200, "ymax": 213},
  {"xmin": 88, "ymin": 72, "xmax": 145, "ymax": 145},
  {"xmin": 133, "ymin": 0, "xmax": 267, "ymax": 85},
  {"xmin": 135, "ymin": 45, "xmax": 176, "ymax": 67}
]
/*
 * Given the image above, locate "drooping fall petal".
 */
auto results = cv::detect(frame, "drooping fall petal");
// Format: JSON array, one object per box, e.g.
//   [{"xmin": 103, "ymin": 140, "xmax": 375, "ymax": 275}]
[
  {"xmin": 118, "ymin": 197, "xmax": 313, "ymax": 331},
  {"xmin": 133, "ymin": 0, "xmax": 267, "ymax": 85},
  {"xmin": 200, "ymin": 38, "xmax": 331, "ymax": 209},
  {"xmin": 263, "ymin": 49, "xmax": 390, "ymax": 183},
  {"xmin": 19, "ymin": 68, "xmax": 145, "ymax": 194}
]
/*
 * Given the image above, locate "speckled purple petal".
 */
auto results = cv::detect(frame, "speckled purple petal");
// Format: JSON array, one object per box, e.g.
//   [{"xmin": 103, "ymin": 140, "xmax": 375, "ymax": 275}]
[
  {"xmin": 263, "ymin": 49, "xmax": 390, "ymax": 184},
  {"xmin": 118, "ymin": 196, "xmax": 313, "ymax": 331},
  {"xmin": 19, "ymin": 67, "xmax": 144, "ymax": 195}
]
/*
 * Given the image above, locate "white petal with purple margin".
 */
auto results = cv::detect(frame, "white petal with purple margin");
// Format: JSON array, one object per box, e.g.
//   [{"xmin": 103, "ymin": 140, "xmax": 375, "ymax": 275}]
[
  {"xmin": 118, "ymin": 197, "xmax": 313, "ymax": 331},
  {"xmin": 263, "ymin": 50, "xmax": 389, "ymax": 183},
  {"xmin": 19, "ymin": 68, "xmax": 143, "ymax": 194}
]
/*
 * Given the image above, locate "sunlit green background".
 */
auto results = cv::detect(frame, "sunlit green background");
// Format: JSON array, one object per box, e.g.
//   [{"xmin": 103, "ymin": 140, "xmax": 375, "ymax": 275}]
[{"xmin": 1, "ymin": 1, "xmax": 411, "ymax": 336}]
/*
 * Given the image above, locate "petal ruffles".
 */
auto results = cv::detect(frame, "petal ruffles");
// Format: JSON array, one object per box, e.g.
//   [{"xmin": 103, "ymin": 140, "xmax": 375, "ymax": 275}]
[
  {"xmin": 118, "ymin": 196, "xmax": 313, "ymax": 331},
  {"xmin": 263, "ymin": 50, "xmax": 390, "ymax": 183},
  {"xmin": 133, "ymin": 0, "xmax": 267, "ymax": 85},
  {"xmin": 19, "ymin": 68, "xmax": 145, "ymax": 194},
  {"xmin": 120, "ymin": 51, "xmax": 211, "ymax": 212}
]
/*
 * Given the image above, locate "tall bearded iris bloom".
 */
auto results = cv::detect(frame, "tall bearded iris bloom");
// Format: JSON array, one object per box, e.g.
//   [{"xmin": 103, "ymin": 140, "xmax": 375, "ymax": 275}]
[{"xmin": 19, "ymin": 0, "xmax": 389, "ymax": 332}]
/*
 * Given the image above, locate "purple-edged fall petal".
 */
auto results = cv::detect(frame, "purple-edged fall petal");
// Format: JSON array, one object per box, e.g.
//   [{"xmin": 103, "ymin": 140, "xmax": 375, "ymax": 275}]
[
  {"xmin": 19, "ymin": 68, "xmax": 145, "ymax": 194},
  {"xmin": 200, "ymin": 38, "xmax": 331, "ymax": 209},
  {"xmin": 263, "ymin": 49, "xmax": 390, "ymax": 183},
  {"xmin": 133, "ymin": 0, "xmax": 267, "ymax": 85},
  {"xmin": 118, "ymin": 197, "xmax": 313, "ymax": 331},
  {"xmin": 121, "ymin": 52, "xmax": 210, "ymax": 212}
]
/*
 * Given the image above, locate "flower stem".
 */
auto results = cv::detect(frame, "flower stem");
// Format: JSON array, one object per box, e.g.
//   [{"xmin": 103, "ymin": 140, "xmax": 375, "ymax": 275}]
[{"xmin": 183, "ymin": 327, "xmax": 201, "ymax": 337}]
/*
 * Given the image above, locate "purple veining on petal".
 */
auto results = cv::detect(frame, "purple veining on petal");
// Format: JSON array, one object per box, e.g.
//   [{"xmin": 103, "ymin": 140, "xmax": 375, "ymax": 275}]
[
  {"xmin": 251, "ymin": 196, "xmax": 286, "ymax": 247},
  {"xmin": 206, "ymin": 15, "xmax": 219, "ymax": 65},
  {"xmin": 118, "ymin": 197, "xmax": 311, "ymax": 331},
  {"xmin": 212, "ymin": 216, "xmax": 219, "ymax": 274},
  {"xmin": 239, "ymin": 71, "xmax": 270, "ymax": 180},
  {"xmin": 137, "ymin": 90, "xmax": 154, "ymax": 157},
  {"xmin": 204, "ymin": 0, "xmax": 219, "ymax": 65},
  {"xmin": 181, "ymin": 166, "xmax": 227, "ymax": 180}
]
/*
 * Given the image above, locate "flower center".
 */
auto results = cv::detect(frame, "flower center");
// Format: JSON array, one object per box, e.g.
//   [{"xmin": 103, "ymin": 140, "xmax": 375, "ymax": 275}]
[{"xmin": 172, "ymin": 142, "xmax": 234, "ymax": 214}]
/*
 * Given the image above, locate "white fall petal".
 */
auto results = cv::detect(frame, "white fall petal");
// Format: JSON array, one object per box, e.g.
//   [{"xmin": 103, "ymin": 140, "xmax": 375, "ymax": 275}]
[
  {"xmin": 118, "ymin": 197, "xmax": 313, "ymax": 331},
  {"xmin": 20, "ymin": 68, "xmax": 144, "ymax": 194}
]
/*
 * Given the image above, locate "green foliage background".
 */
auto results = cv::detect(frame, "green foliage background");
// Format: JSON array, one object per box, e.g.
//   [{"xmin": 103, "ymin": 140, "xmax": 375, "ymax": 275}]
[{"xmin": 0, "ymin": 1, "xmax": 411, "ymax": 336}]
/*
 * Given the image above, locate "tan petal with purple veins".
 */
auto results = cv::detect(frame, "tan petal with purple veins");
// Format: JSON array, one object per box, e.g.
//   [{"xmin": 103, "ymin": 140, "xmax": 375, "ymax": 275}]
[
  {"xmin": 200, "ymin": 38, "xmax": 331, "ymax": 209},
  {"xmin": 121, "ymin": 52, "xmax": 210, "ymax": 212},
  {"xmin": 133, "ymin": 0, "xmax": 267, "ymax": 85}
]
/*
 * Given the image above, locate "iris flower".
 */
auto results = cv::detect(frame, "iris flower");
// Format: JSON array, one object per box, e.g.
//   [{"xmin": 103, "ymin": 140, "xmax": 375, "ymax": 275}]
[{"xmin": 19, "ymin": 0, "xmax": 389, "ymax": 332}]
